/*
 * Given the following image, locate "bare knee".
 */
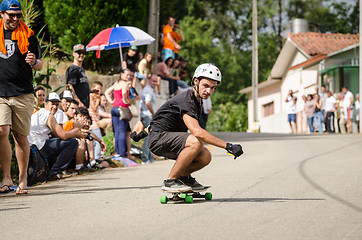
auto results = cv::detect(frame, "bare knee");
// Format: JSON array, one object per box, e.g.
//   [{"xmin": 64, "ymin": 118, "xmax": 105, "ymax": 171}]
[
  {"xmin": 12, "ymin": 131, "xmax": 29, "ymax": 146},
  {"xmin": 186, "ymin": 135, "xmax": 203, "ymax": 153},
  {"xmin": 199, "ymin": 148, "xmax": 211, "ymax": 166}
]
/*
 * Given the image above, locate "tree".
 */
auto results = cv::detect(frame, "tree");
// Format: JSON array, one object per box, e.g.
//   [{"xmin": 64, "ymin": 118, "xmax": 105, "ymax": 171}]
[
  {"xmin": 287, "ymin": 0, "xmax": 359, "ymax": 34},
  {"xmin": 43, "ymin": 0, "xmax": 149, "ymax": 72}
]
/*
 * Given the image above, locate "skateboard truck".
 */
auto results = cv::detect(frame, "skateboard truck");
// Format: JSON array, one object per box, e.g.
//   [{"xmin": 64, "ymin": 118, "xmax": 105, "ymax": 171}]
[{"xmin": 160, "ymin": 189, "xmax": 212, "ymax": 204}]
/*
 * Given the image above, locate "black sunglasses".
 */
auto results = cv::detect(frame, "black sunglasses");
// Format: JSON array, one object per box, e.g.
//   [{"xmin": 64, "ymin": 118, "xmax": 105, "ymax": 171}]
[
  {"xmin": 5, "ymin": 11, "xmax": 22, "ymax": 19},
  {"xmin": 76, "ymin": 51, "xmax": 86, "ymax": 55}
]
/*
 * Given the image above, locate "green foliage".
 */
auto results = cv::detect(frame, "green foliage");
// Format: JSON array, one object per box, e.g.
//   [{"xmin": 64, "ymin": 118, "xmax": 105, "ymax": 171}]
[
  {"xmin": 43, "ymin": 0, "xmax": 148, "ymax": 72},
  {"xmin": 103, "ymin": 129, "xmax": 115, "ymax": 156},
  {"xmin": 178, "ymin": 16, "xmax": 219, "ymax": 72},
  {"xmin": 287, "ymin": 0, "xmax": 359, "ymax": 33},
  {"xmin": 207, "ymin": 102, "xmax": 248, "ymax": 132},
  {"xmin": 19, "ymin": 0, "xmax": 41, "ymax": 27},
  {"xmin": 33, "ymin": 39, "xmax": 63, "ymax": 91},
  {"xmin": 159, "ymin": 0, "xmax": 188, "ymax": 26}
]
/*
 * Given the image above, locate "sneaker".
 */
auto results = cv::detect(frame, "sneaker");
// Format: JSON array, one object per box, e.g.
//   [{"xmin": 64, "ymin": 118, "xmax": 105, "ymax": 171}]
[
  {"xmin": 76, "ymin": 165, "xmax": 95, "ymax": 174},
  {"xmin": 162, "ymin": 178, "xmax": 192, "ymax": 192},
  {"xmin": 48, "ymin": 171, "xmax": 72, "ymax": 181},
  {"xmin": 91, "ymin": 161, "xmax": 106, "ymax": 169},
  {"xmin": 179, "ymin": 175, "xmax": 205, "ymax": 191}
]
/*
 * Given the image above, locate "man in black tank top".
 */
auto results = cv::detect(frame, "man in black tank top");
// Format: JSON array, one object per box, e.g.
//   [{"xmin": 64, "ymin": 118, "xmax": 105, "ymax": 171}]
[{"xmin": 144, "ymin": 63, "xmax": 244, "ymax": 192}]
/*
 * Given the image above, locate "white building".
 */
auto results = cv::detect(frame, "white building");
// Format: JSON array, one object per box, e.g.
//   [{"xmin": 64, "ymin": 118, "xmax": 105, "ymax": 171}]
[{"xmin": 239, "ymin": 32, "xmax": 359, "ymax": 133}]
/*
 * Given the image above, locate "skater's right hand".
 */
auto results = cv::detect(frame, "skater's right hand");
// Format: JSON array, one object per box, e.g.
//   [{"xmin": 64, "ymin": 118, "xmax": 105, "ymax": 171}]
[
  {"xmin": 225, "ymin": 143, "xmax": 243, "ymax": 159},
  {"xmin": 130, "ymin": 130, "xmax": 149, "ymax": 142}
]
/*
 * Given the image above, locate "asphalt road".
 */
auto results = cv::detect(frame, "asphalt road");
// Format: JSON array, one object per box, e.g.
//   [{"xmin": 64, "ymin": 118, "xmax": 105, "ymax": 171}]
[{"xmin": 1, "ymin": 133, "xmax": 362, "ymax": 240}]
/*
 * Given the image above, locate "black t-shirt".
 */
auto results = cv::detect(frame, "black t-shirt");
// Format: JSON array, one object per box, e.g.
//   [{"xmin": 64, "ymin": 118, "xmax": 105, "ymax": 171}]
[
  {"xmin": 150, "ymin": 88, "xmax": 202, "ymax": 132},
  {"xmin": 0, "ymin": 30, "xmax": 41, "ymax": 97},
  {"xmin": 123, "ymin": 52, "xmax": 138, "ymax": 73},
  {"xmin": 66, "ymin": 64, "xmax": 90, "ymax": 108}
]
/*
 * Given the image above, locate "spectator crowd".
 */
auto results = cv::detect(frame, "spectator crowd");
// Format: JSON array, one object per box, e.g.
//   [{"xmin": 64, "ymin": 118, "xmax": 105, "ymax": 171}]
[
  {"xmin": 287, "ymin": 85, "xmax": 360, "ymax": 134},
  {"xmin": 0, "ymin": 6, "xmax": 203, "ymax": 194}
]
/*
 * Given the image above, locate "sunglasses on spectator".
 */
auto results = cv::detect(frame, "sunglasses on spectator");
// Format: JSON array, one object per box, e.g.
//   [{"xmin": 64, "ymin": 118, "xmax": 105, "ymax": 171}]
[
  {"xmin": 5, "ymin": 11, "xmax": 22, "ymax": 19},
  {"xmin": 76, "ymin": 51, "xmax": 86, "ymax": 55}
]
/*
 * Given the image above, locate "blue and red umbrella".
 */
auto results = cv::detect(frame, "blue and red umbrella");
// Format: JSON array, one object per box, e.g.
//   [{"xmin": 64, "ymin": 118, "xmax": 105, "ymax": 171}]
[{"xmin": 86, "ymin": 26, "xmax": 155, "ymax": 59}]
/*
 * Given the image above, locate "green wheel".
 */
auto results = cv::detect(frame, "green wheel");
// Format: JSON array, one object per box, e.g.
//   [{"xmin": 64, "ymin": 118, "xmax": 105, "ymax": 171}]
[
  {"xmin": 160, "ymin": 196, "xmax": 168, "ymax": 204},
  {"xmin": 179, "ymin": 193, "xmax": 187, "ymax": 199},
  {"xmin": 185, "ymin": 195, "xmax": 193, "ymax": 203},
  {"xmin": 205, "ymin": 192, "xmax": 212, "ymax": 200}
]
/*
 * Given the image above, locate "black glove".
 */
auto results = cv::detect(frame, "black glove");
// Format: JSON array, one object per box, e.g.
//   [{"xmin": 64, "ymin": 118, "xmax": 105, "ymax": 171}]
[
  {"xmin": 130, "ymin": 130, "xmax": 149, "ymax": 142},
  {"xmin": 225, "ymin": 143, "xmax": 243, "ymax": 159}
]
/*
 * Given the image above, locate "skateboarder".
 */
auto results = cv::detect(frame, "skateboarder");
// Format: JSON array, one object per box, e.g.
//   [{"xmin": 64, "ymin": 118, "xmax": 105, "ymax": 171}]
[{"xmin": 132, "ymin": 63, "xmax": 243, "ymax": 192}]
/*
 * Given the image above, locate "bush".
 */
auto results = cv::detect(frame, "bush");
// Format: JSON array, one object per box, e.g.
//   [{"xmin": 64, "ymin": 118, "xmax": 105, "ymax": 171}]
[
  {"xmin": 103, "ymin": 129, "xmax": 115, "ymax": 156},
  {"xmin": 206, "ymin": 102, "xmax": 248, "ymax": 132}
]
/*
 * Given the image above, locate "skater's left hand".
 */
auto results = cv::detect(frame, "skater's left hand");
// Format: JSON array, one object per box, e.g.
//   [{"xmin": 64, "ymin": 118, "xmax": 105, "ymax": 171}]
[{"xmin": 225, "ymin": 143, "xmax": 243, "ymax": 159}]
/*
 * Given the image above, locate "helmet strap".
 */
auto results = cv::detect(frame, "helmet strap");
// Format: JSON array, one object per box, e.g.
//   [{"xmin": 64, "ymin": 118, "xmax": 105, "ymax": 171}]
[{"xmin": 193, "ymin": 78, "xmax": 203, "ymax": 100}]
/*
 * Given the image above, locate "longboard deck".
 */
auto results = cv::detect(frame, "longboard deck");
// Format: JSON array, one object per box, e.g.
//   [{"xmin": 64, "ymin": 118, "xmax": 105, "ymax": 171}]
[
  {"xmin": 160, "ymin": 187, "xmax": 212, "ymax": 204},
  {"xmin": 162, "ymin": 186, "xmax": 211, "ymax": 193}
]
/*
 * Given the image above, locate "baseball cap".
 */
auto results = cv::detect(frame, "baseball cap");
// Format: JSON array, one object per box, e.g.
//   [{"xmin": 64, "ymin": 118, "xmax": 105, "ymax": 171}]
[
  {"xmin": 45, "ymin": 92, "xmax": 61, "ymax": 102},
  {"xmin": 59, "ymin": 90, "xmax": 73, "ymax": 101},
  {"xmin": 130, "ymin": 46, "xmax": 138, "ymax": 51},
  {"xmin": 0, "ymin": 0, "xmax": 21, "ymax": 11},
  {"xmin": 73, "ymin": 44, "xmax": 86, "ymax": 52}
]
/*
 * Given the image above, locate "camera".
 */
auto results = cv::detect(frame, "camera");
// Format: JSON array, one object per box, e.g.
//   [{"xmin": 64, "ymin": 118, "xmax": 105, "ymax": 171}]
[{"xmin": 85, "ymin": 132, "xmax": 93, "ymax": 141}]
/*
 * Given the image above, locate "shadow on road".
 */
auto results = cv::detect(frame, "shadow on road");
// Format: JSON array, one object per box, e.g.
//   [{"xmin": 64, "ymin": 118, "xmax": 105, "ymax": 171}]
[
  {"xmin": 213, "ymin": 197, "xmax": 325, "ymax": 203},
  {"xmin": 20, "ymin": 185, "xmax": 163, "ymax": 197},
  {"xmin": 0, "ymin": 207, "xmax": 30, "ymax": 212},
  {"xmin": 212, "ymin": 132, "xmax": 318, "ymax": 142}
]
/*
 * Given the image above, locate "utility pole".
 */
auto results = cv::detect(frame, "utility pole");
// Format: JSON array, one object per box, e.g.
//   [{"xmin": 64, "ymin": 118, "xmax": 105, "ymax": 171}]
[
  {"xmin": 252, "ymin": 0, "xmax": 259, "ymax": 124},
  {"xmin": 147, "ymin": 0, "xmax": 160, "ymax": 73}
]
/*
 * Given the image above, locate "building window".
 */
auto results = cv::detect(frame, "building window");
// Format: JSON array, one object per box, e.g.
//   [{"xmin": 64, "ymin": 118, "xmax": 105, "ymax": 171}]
[{"xmin": 263, "ymin": 101, "xmax": 274, "ymax": 117}]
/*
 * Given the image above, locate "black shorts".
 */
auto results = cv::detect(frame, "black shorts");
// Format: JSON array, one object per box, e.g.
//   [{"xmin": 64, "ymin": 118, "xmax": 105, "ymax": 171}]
[{"xmin": 148, "ymin": 131, "xmax": 189, "ymax": 160}]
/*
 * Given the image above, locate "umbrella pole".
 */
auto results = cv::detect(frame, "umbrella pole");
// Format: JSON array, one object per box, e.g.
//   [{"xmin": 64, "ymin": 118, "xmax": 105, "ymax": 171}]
[{"xmin": 119, "ymin": 43, "xmax": 124, "ymax": 71}]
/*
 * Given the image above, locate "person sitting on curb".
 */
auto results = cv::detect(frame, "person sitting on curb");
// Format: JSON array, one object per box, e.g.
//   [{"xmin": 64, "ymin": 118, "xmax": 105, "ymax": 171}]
[
  {"xmin": 28, "ymin": 92, "xmax": 86, "ymax": 180},
  {"xmin": 63, "ymin": 107, "xmax": 108, "ymax": 172},
  {"xmin": 34, "ymin": 86, "xmax": 46, "ymax": 113},
  {"xmin": 64, "ymin": 99, "xmax": 79, "ymax": 120}
]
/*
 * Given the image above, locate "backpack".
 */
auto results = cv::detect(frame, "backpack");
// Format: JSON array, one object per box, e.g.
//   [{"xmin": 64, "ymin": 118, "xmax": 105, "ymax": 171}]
[{"xmin": 27, "ymin": 145, "xmax": 49, "ymax": 186}]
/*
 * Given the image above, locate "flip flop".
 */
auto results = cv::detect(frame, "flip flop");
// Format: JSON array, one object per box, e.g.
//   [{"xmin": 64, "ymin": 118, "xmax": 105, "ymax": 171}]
[
  {"xmin": 0, "ymin": 185, "xmax": 14, "ymax": 194},
  {"xmin": 16, "ymin": 186, "xmax": 28, "ymax": 195}
]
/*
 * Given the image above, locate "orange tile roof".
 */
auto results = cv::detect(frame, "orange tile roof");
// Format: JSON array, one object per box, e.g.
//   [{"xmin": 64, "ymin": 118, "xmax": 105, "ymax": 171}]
[
  {"xmin": 288, "ymin": 32, "xmax": 359, "ymax": 56},
  {"xmin": 289, "ymin": 54, "xmax": 326, "ymax": 71}
]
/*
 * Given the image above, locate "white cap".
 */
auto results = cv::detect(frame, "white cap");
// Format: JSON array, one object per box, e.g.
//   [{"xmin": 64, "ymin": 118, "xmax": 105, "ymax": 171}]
[
  {"xmin": 60, "ymin": 90, "xmax": 73, "ymax": 100},
  {"xmin": 45, "ymin": 92, "xmax": 61, "ymax": 102}
]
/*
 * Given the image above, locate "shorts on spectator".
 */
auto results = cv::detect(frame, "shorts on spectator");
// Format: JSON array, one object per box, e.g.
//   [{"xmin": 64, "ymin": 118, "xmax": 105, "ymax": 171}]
[
  {"xmin": 148, "ymin": 131, "xmax": 189, "ymax": 160},
  {"xmin": 134, "ymin": 71, "xmax": 147, "ymax": 80},
  {"xmin": 163, "ymin": 48, "xmax": 175, "ymax": 62},
  {"xmin": 288, "ymin": 113, "xmax": 296, "ymax": 123},
  {"xmin": 0, "ymin": 93, "xmax": 34, "ymax": 136}
]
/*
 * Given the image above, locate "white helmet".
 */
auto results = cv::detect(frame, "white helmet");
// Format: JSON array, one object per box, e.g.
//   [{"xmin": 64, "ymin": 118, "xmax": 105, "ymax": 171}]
[{"xmin": 192, "ymin": 63, "xmax": 222, "ymax": 83}]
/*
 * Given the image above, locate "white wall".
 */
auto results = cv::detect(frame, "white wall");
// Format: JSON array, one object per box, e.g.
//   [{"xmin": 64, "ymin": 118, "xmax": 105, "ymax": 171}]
[
  {"xmin": 257, "ymin": 64, "xmax": 319, "ymax": 133},
  {"xmin": 247, "ymin": 82, "xmax": 281, "ymax": 131},
  {"xmin": 291, "ymin": 51, "xmax": 308, "ymax": 67},
  {"xmin": 260, "ymin": 111, "xmax": 291, "ymax": 133}
]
